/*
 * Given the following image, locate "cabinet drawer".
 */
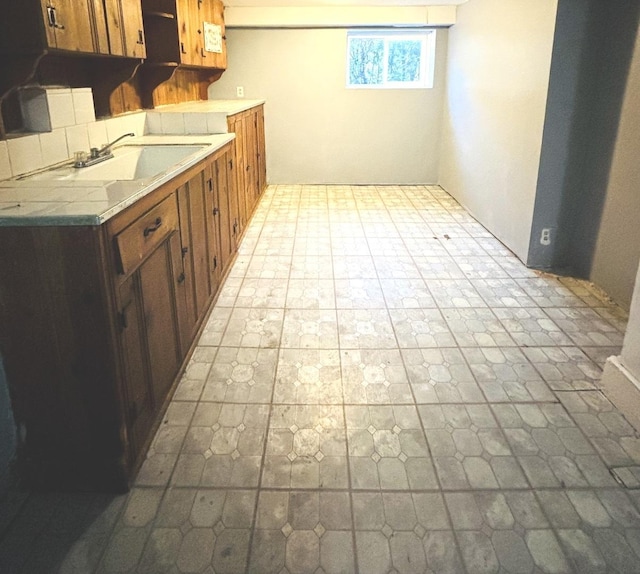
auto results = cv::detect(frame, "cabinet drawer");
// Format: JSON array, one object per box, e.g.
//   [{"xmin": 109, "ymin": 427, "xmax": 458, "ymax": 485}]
[{"xmin": 115, "ymin": 194, "xmax": 179, "ymax": 275}]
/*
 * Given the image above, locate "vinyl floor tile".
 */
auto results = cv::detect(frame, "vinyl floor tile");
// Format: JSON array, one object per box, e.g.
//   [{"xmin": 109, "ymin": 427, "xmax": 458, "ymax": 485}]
[{"xmin": 3, "ymin": 185, "xmax": 636, "ymax": 574}]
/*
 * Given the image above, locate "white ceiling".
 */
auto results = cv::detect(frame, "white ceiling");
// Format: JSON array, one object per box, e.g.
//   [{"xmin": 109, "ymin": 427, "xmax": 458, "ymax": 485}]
[{"xmin": 225, "ymin": 0, "xmax": 466, "ymax": 6}]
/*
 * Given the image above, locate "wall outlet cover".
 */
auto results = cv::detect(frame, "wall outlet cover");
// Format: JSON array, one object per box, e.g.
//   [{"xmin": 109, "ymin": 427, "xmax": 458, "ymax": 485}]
[{"xmin": 540, "ymin": 228, "xmax": 552, "ymax": 246}]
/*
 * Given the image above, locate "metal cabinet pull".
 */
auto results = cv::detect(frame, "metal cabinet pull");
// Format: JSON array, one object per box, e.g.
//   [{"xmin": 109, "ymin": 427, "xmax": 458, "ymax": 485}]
[
  {"xmin": 143, "ymin": 217, "xmax": 162, "ymax": 237},
  {"xmin": 177, "ymin": 272, "xmax": 186, "ymax": 284},
  {"xmin": 137, "ymin": 29, "xmax": 144, "ymax": 45},
  {"xmin": 47, "ymin": 6, "xmax": 65, "ymax": 29}
]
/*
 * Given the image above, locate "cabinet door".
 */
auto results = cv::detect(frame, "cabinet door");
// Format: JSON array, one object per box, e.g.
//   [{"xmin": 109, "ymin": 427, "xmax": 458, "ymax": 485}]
[
  {"xmin": 178, "ymin": 169, "xmax": 211, "ymax": 326},
  {"xmin": 117, "ymin": 273, "xmax": 154, "ymax": 460},
  {"xmin": 41, "ymin": 0, "xmax": 95, "ymax": 52},
  {"xmin": 90, "ymin": 0, "xmax": 111, "ymax": 54},
  {"xmin": 204, "ymin": 163, "xmax": 222, "ymax": 294},
  {"xmin": 200, "ymin": 0, "xmax": 226, "ymax": 69},
  {"xmin": 176, "ymin": 0, "xmax": 200, "ymax": 65},
  {"xmin": 120, "ymin": 0, "xmax": 146, "ymax": 58},
  {"xmin": 229, "ymin": 114, "xmax": 248, "ymax": 233},
  {"xmin": 225, "ymin": 147, "xmax": 240, "ymax": 250},
  {"xmin": 138, "ymin": 232, "xmax": 183, "ymax": 400},
  {"xmin": 245, "ymin": 109, "xmax": 259, "ymax": 212},
  {"xmin": 215, "ymin": 151, "xmax": 234, "ymax": 270},
  {"xmin": 102, "ymin": 0, "xmax": 125, "ymax": 55},
  {"xmin": 177, "ymin": 182, "xmax": 197, "ymax": 337}
]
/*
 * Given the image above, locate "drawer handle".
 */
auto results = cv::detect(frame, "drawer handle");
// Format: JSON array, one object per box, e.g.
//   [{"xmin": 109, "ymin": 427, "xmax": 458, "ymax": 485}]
[
  {"xmin": 143, "ymin": 217, "xmax": 163, "ymax": 237},
  {"xmin": 177, "ymin": 272, "xmax": 186, "ymax": 284}
]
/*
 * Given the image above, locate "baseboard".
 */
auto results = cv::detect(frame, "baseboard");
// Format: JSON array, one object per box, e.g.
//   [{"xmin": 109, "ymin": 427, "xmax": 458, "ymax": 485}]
[{"xmin": 600, "ymin": 356, "xmax": 640, "ymax": 432}]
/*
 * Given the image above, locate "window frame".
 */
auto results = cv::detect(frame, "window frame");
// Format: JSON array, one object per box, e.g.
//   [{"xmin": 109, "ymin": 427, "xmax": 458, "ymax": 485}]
[{"xmin": 346, "ymin": 29, "xmax": 436, "ymax": 90}]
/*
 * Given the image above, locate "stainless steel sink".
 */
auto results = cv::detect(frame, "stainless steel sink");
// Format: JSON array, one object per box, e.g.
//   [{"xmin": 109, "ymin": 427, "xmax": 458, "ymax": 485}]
[{"xmin": 22, "ymin": 145, "xmax": 206, "ymax": 182}]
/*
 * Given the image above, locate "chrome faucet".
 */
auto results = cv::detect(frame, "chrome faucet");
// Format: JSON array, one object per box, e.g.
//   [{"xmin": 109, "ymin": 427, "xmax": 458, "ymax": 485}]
[{"xmin": 74, "ymin": 132, "xmax": 135, "ymax": 168}]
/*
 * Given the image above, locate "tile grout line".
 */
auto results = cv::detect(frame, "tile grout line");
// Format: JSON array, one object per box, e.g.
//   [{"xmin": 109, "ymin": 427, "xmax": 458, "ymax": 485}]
[
  {"xmin": 60, "ymin": 184, "xmax": 635, "ymax": 574},
  {"xmin": 244, "ymin": 183, "xmax": 300, "ymax": 572}
]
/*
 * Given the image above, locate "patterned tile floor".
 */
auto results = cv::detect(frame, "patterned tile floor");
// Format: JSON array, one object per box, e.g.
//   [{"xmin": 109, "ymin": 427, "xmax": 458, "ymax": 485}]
[{"xmin": 1, "ymin": 184, "xmax": 639, "ymax": 573}]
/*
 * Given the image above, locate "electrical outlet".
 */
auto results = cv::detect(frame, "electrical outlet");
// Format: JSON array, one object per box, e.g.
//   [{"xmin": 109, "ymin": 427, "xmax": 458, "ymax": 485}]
[
  {"xmin": 540, "ymin": 228, "xmax": 551, "ymax": 246},
  {"xmin": 236, "ymin": 86, "xmax": 244, "ymax": 98}
]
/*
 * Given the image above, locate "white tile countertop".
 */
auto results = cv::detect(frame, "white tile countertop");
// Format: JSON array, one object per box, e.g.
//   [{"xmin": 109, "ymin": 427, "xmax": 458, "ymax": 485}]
[
  {"xmin": 153, "ymin": 99, "xmax": 265, "ymax": 115},
  {"xmin": 0, "ymin": 133, "xmax": 235, "ymax": 227},
  {"xmin": 146, "ymin": 100, "xmax": 266, "ymax": 134}
]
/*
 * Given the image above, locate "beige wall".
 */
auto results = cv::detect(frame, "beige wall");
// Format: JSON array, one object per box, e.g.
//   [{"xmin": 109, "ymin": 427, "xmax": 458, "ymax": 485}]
[
  {"xmin": 438, "ymin": 0, "xmax": 558, "ymax": 261},
  {"xmin": 590, "ymin": 27, "xmax": 640, "ymax": 309},
  {"xmin": 208, "ymin": 28, "xmax": 448, "ymax": 185}
]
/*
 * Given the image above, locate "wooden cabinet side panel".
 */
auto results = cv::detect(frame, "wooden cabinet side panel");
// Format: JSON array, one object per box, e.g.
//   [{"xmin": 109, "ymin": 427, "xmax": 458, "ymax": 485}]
[
  {"xmin": 0, "ymin": 226, "xmax": 125, "ymax": 489},
  {"xmin": 257, "ymin": 105, "xmax": 267, "ymax": 194}
]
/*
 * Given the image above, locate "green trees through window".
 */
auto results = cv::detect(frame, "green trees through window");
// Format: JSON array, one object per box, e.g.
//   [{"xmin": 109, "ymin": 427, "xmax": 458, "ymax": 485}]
[
  {"xmin": 348, "ymin": 37, "xmax": 384, "ymax": 85},
  {"xmin": 347, "ymin": 30, "xmax": 435, "ymax": 89}
]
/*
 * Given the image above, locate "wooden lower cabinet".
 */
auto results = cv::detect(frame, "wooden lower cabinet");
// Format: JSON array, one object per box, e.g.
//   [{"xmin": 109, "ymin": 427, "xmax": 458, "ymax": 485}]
[
  {"xmin": 227, "ymin": 104, "xmax": 267, "ymax": 242},
  {"xmin": 0, "ymin": 142, "xmax": 242, "ymax": 491}
]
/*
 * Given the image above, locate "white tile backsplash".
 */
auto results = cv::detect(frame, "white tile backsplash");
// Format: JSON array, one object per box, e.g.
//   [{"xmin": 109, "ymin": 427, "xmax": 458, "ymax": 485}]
[
  {"xmin": 104, "ymin": 116, "xmax": 127, "ymax": 143},
  {"xmin": 87, "ymin": 121, "xmax": 109, "ymax": 149},
  {"xmin": 39, "ymin": 130, "xmax": 70, "ymax": 166},
  {"xmin": 161, "ymin": 113, "xmax": 185, "ymax": 134},
  {"xmin": 0, "ymin": 142, "xmax": 12, "ymax": 180},
  {"xmin": 207, "ymin": 113, "xmax": 229, "ymax": 134},
  {"xmin": 65, "ymin": 124, "xmax": 90, "ymax": 157},
  {"xmin": 72, "ymin": 88, "xmax": 96, "ymax": 125},
  {"xmin": 7, "ymin": 134, "xmax": 43, "ymax": 176},
  {"xmin": 184, "ymin": 113, "xmax": 209, "ymax": 134},
  {"xmin": 48, "ymin": 90, "xmax": 76, "ymax": 129},
  {"xmin": 145, "ymin": 113, "xmax": 162, "ymax": 134},
  {"xmin": 4, "ymin": 102, "xmax": 236, "ymax": 177},
  {"xmin": 121, "ymin": 112, "xmax": 146, "ymax": 137}
]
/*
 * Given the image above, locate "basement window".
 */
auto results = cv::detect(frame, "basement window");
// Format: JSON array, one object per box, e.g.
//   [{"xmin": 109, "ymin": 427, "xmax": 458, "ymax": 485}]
[{"xmin": 346, "ymin": 29, "xmax": 436, "ymax": 89}]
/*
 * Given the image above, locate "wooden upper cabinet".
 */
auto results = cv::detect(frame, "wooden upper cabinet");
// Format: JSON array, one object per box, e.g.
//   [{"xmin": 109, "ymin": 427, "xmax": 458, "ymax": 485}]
[
  {"xmin": 0, "ymin": 0, "xmax": 145, "ymax": 57},
  {"xmin": 40, "ymin": 0, "xmax": 95, "ymax": 52},
  {"xmin": 100, "ymin": 0, "xmax": 146, "ymax": 58},
  {"xmin": 174, "ymin": 0, "xmax": 226, "ymax": 68}
]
